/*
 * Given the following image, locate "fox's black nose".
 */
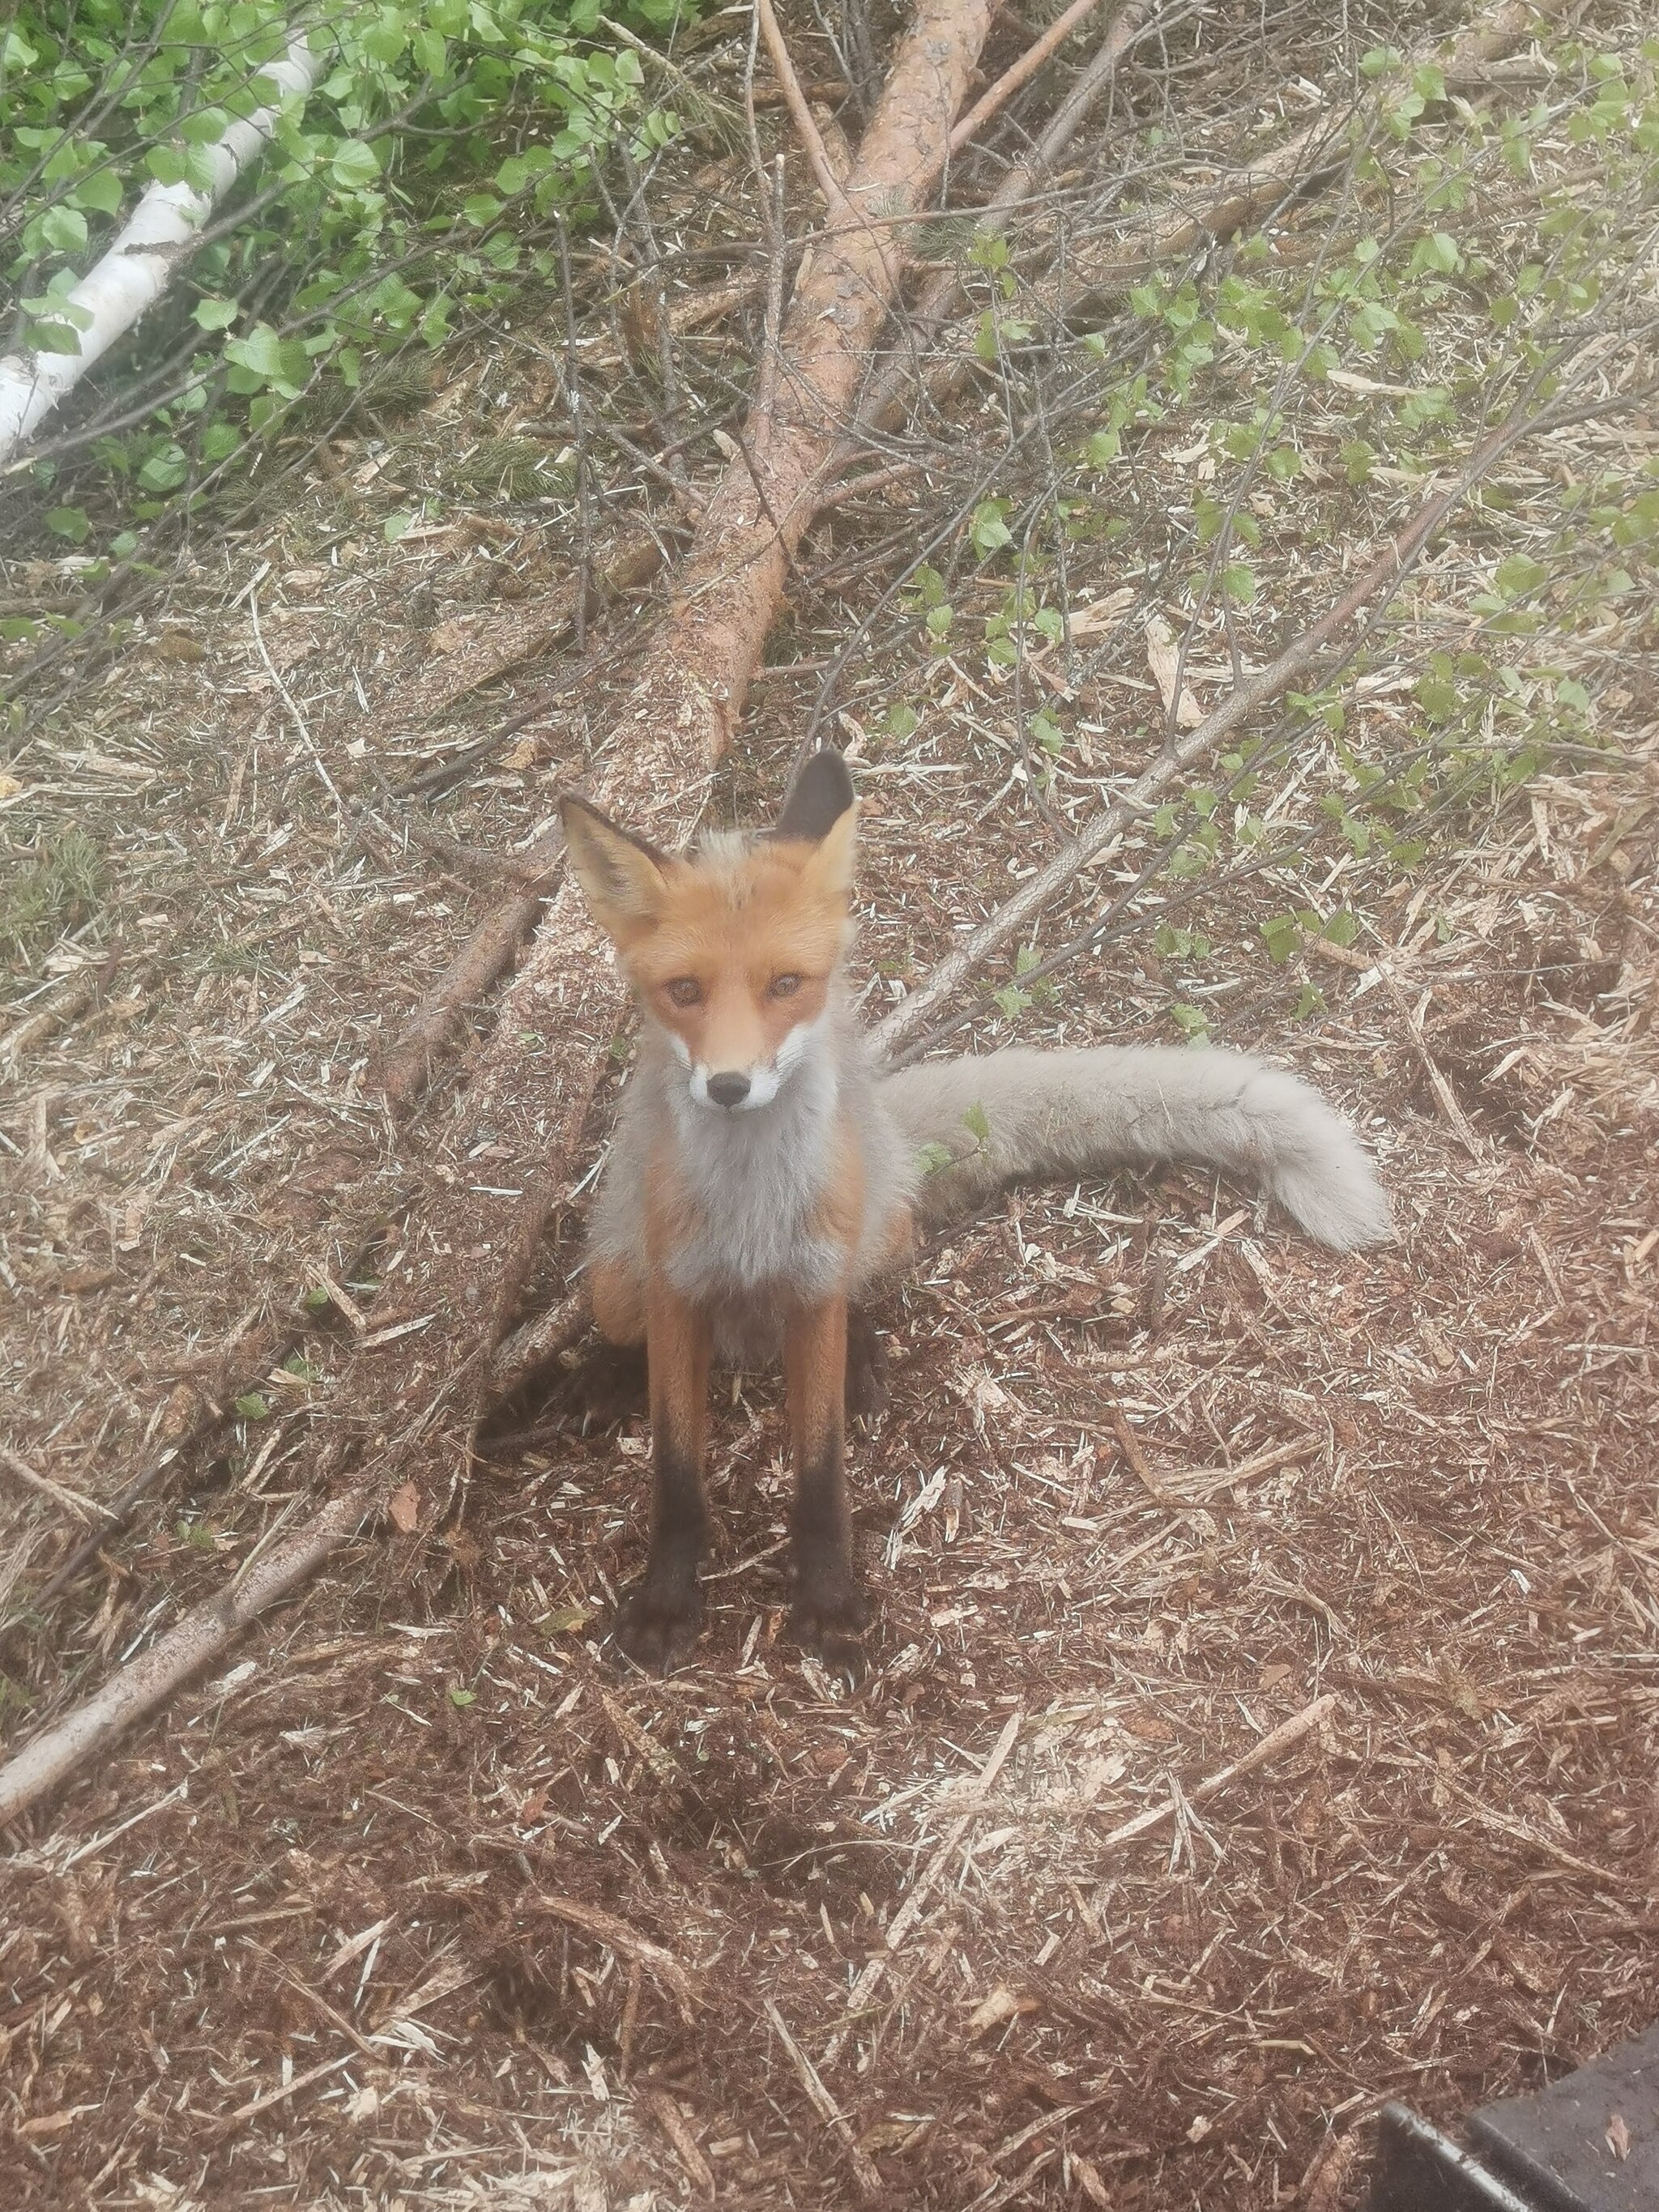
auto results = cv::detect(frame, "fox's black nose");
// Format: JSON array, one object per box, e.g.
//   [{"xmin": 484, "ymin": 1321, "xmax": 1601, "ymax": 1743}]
[{"xmin": 706, "ymin": 1071, "xmax": 751, "ymax": 1109}]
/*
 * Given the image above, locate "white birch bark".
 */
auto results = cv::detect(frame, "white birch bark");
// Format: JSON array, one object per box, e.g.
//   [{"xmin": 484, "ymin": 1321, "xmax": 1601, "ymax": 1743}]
[{"xmin": 0, "ymin": 32, "xmax": 320, "ymax": 467}]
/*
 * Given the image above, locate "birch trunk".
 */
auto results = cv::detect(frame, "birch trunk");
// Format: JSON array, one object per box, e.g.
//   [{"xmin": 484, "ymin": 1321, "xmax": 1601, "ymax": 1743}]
[{"xmin": 0, "ymin": 34, "xmax": 319, "ymax": 467}]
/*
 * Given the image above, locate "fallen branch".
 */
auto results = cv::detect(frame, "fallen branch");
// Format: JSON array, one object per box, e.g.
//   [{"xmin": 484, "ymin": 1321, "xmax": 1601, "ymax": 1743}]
[
  {"xmin": 766, "ymin": 1997, "xmax": 883, "ymax": 2198},
  {"xmin": 948, "ymin": 0, "xmax": 1109, "ymax": 156},
  {"xmin": 859, "ymin": 0, "xmax": 1159, "ymax": 437},
  {"xmin": 871, "ymin": 387, "xmax": 1576, "ymax": 1062},
  {"xmin": 0, "ymin": 1476, "xmax": 376, "ymax": 1831},
  {"xmin": 1056, "ymin": 0, "xmax": 1564, "ymax": 308},
  {"xmin": 756, "ymin": 0, "xmax": 852, "ymax": 219},
  {"xmin": 1094, "ymin": 1694, "xmax": 1338, "ymax": 1852},
  {"xmin": 0, "ymin": 1443, "xmax": 113, "ymax": 1528},
  {"xmin": 0, "ymin": 965, "xmax": 100, "ymax": 1074},
  {"xmin": 528, "ymin": 1891, "xmax": 697, "ymax": 2018},
  {"xmin": 825, "ymin": 1707, "xmax": 1023, "ymax": 2064},
  {"xmin": 0, "ymin": 32, "xmax": 322, "ymax": 467},
  {"xmin": 370, "ymin": 823, "xmax": 562, "ymax": 1117},
  {"xmin": 868, "ymin": 0, "xmax": 1557, "ymax": 432},
  {"xmin": 642, "ymin": 2091, "xmax": 717, "ymax": 2193},
  {"xmin": 490, "ymin": 1290, "xmax": 589, "ymax": 1402}
]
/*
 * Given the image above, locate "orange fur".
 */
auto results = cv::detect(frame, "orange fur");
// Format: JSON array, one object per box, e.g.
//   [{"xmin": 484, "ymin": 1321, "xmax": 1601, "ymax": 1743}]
[{"xmin": 562, "ymin": 800, "xmax": 855, "ymax": 1080}]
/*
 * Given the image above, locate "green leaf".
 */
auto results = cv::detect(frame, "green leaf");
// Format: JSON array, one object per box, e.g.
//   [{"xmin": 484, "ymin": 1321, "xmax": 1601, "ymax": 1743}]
[
  {"xmin": 447, "ymin": 1686, "xmax": 476, "ymax": 1707},
  {"xmin": 1170, "ymin": 1004, "xmax": 1210, "ymax": 1040},
  {"xmin": 884, "ymin": 703, "xmax": 919, "ymax": 740},
  {"xmin": 970, "ymin": 500, "xmax": 1013, "ymax": 558},
  {"xmin": 915, "ymin": 1140, "xmax": 953, "ymax": 1177},
  {"xmin": 194, "ymin": 296, "xmax": 239, "ymax": 330},
  {"xmin": 1260, "ymin": 914, "xmax": 1302, "ymax": 965},
  {"xmin": 962, "ymin": 1101, "xmax": 992, "ymax": 1146},
  {"xmin": 235, "ymin": 1392, "xmax": 270, "ymax": 1421},
  {"xmin": 72, "ymin": 171, "xmax": 123, "ymax": 216},
  {"xmin": 28, "ymin": 318, "xmax": 83, "ymax": 356},
  {"xmin": 303, "ymin": 1285, "xmax": 333, "ymax": 1310},
  {"xmin": 362, "ymin": 13, "xmax": 410, "ymax": 64},
  {"xmin": 1417, "ymin": 673, "xmax": 1458, "ymax": 720},
  {"xmin": 1494, "ymin": 552, "xmax": 1547, "ymax": 600},
  {"xmin": 178, "ymin": 107, "xmax": 232, "ymax": 146},
  {"xmin": 45, "ymin": 505, "xmax": 89, "ymax": 543},
  {"xmin": 138, "ymin": 444, "xmax": 189, "ymax": 493},
  {"xmin": 1407, "ymin": 229, "xmax": 1461, "ymax": 278},
  {"xmin": 539, "ymin": 1603, "xmax": 591, "ymax": 1634},
  {"xmin": 41, "ymin": 204, "xmax": 88, "ymax": 254},
  {"xmin": 330, "ymin": 139, "xmax": 382, "ymax": 190},
  {"xmin": 383, "ymin": 510, "xmax": 416, "ymax": 543},
  {"xmin": 224, "ymin": 324, "xmax": 309, "ymax": 397}
]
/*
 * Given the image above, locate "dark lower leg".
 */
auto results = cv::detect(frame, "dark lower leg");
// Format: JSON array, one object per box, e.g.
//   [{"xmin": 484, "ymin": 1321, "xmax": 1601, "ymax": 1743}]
[
  {"xmin": 786, "ymin": 1298, "xmax": 868, "ymax": 1662},
  {"xmin": 616, "ymin": 1289, "xmax": 710, "ymax": 1672}
]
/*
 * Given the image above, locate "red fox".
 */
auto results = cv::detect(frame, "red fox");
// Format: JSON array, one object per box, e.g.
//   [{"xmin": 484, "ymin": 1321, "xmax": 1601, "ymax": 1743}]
[{"xmin": 560, "ymin": 748, "xmax": 1388, "ymax": 1672}]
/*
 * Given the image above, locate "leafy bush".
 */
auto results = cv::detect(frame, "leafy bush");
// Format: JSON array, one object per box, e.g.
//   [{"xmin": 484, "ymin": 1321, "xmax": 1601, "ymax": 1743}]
[{"xmin": 1, "ymin": 0, "xmax": 688, "ymax": 549}]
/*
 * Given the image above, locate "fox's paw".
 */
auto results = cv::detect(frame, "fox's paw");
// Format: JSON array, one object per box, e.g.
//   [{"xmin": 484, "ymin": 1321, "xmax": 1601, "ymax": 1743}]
[
  {"xmin": 613, "ymin": 1579, "xmax": 704, "ymax": 1673},
  {"xmin": 791, "ymin": 1568, "xmax": 873, "ymax": 1683}
]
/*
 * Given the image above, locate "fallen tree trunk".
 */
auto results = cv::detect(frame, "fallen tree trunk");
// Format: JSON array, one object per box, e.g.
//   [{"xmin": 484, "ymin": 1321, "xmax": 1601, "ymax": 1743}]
[{"xmin": 0, "ymin": 0, "xmax": 998, "ymax": 1827}]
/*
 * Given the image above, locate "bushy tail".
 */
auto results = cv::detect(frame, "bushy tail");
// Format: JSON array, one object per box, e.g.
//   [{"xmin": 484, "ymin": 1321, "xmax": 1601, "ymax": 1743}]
[{"xmin": 879, "ymin": 1045, "xmax": 1390, "ymax": 1251}]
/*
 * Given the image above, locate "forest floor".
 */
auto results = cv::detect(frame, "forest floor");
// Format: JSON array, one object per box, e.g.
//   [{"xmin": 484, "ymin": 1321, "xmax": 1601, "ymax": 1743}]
[{"xmin": 2, "ymin": 0, "xmax": 1657, "ymax": 2206}]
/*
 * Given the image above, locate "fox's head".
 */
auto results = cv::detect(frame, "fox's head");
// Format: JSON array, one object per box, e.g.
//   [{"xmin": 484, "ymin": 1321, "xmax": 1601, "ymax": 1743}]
[{"xmin": 560, "ymin": 749, "xmax": 856, "ymax": 1113}]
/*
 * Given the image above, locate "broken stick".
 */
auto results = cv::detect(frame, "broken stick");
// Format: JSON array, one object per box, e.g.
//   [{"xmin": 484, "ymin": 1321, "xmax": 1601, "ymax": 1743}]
[{"xmin": 1094, "ymin": 1693, "xmax": 1338, "ymax": 1852}]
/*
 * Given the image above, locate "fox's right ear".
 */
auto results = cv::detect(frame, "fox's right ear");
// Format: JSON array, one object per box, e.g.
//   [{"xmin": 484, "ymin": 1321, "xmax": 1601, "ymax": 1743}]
[{"xmin": 560, "ymin": 795, "xmax": 667, "ymax": 939}]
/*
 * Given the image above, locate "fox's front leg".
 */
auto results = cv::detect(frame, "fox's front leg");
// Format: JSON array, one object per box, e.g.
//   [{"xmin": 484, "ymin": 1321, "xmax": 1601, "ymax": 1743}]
[
  {"xmin": 616, "ymin": 1286, "xmax": 711, "ymax": 1672},
  {"xmin": 786, "ymin": 1295, "xmax": 871, "ymax": 1668}
]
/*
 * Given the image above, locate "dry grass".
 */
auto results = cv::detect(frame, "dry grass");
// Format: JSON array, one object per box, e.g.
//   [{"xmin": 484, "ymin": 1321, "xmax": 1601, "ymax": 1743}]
[{"xmin": 2, "ymin": 0, "xmax": 1658, "ymax": 2203}]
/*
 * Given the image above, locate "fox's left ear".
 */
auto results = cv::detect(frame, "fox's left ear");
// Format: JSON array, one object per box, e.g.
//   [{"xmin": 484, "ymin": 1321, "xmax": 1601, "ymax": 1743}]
[
  {"xmin": 800, "ymin": 796, "xmax": 857, "ymax": 902},
  {"xmin": 778, "ymin": 746, "xmax": 858, "ymax": 901},
  {"xmin": 776, "ymin": 747, "xmax": 855, "ymax": 843}
]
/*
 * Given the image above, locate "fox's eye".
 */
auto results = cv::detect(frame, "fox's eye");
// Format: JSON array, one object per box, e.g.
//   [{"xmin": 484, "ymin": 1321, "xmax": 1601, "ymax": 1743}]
[
  {"xmin": 770, "ymin": 973, "xmax": 802, "ymax": 999},
  {"xmin": 665, "ymin": 977, "xmax": 702, "ymax": 1008}
]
